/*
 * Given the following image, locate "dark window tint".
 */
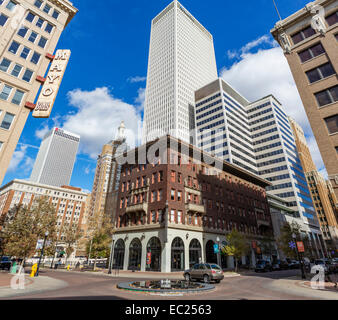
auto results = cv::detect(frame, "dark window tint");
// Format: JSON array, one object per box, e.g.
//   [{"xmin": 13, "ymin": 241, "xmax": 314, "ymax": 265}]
[
  {"xmin": 324, "ymin": 115, "xmax": 338, "ymax": 134},
  {"xmin": 20, "ymin": 47, "xmax": 30, "ymax": 59},
  {"xmin": 28, "ymin": 31, "xmax": 38, "ymax": 43},
  {"xmin": 26, "ymin": 12, "xmax": 35, "ymax": 22},
  {"xmin": 45, "ymin": 23, "xmax": 53, "ymax": 33},
  {"xmin": 8, "ymin": 41, "xmax": 19, "ymax": 54},
  {"xmin": 6, "ymin": 0, "xmax": 16, "ymax": 11},
  {"xmin": 17, "ymin": 26, "xmax": 28, "ymax": 37},
  {"xmin": 291, "ymin": 26, "xmax": 316, "ymax": 45},
  {"xmin": 315, "ymin": 85, "xmax": 338, "ymax": 107},
  {"xmin": 34, "ymin": 0, "xmax": 42, "ymax": 8},
  {"xmin": 36, "ymin": 18, "xmax": 44, "ymax": 28},
  {"xmin": 38, "ymin": 36, "xmax": 47, "ymax": 48},
  {"xmin": 326, "ymin": 11, "xmax": 338, "ymax": 26},
  {"xmin": 0, "ymin": 113, "xmax": 14, "ymax": 130},
  {"xmin": 30, "ymin": 52, "xmax": 41, "ymax": 64},
  {"xmin": 52, "ymin": 10, "xmax": 60, "ymax": 19},
  {"xmin": 43, "ymin": 4, "xmax": 51, "ymax": 14},
  {"xmin": 298, "ymin": 43, "xmax": 325, "ymax": 63},
  {"xmin": 22, "ymin": 69, "xmax": 33, "ymax": 82},
  {"xmin": 306, "ymin": 62, "xmax": 335, "ymax": 83},
  {"xmin": 0, "ymin": 58, "xmax": 11, "ymax": 72},
  {"xmin": 335, "ymin": 146, "xmax": 338, "ymax": 155},
  {"xmin": 335, "ymin": 34, "xmax": 338, "ymax": 41},
  {"xmin": 0, "ymin": 13, "xmax": 8, "ymax": 26}
]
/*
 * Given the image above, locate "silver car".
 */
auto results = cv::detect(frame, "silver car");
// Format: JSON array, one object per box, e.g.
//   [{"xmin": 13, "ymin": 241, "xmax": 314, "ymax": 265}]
[{"xmin": 184, "ymin": 263, "xmax": 224, "ymax": 283}]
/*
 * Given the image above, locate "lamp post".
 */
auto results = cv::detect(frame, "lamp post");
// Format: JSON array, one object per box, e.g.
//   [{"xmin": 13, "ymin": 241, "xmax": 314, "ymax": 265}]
[
  {"xmin": 108, "ymin": 234, "xmax": 115, "ymax": 275},
  {"xmin": 292, "ymin": 233, "xmax": 306, "ymax": 280},
  {"xmin": 216, "ymin": 236, "xmax": 221, "ymax": 267},
  {"xmin": 36, "ymin": 231, "xmax": 49, "ymax": 277}
]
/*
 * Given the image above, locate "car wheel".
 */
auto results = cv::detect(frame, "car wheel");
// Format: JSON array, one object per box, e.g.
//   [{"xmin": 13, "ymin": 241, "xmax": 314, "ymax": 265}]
[
  {"xmin": 203, "ymin": 274, "xmax": 210, "ymax": 284},
  {"xmin": 215, "ymin": 280, "xmax": 220, "ymax": 283},
  {"xmin": 184, "ymin": 273, "xmax": 191, "ymax": 282}
]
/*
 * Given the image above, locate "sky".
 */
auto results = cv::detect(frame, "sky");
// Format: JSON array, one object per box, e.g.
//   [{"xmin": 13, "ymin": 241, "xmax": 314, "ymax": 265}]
[{"xmin": 2, "ymin": 0, "xmax": 328, "ymax": 192}]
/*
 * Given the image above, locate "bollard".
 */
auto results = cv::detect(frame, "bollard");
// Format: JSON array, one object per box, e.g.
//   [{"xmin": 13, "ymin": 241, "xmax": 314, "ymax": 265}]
[
  {"xmin": 67, "ymin": 264, "xmax": 70, "ymax": 271},
  {"xmin": 30, "ymin": 264, "xmax": 38, "ymax": 278}
]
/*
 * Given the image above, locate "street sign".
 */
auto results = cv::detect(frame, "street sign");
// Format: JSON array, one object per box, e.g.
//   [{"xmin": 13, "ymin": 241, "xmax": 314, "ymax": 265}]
[
  {"xmin": 213, "ymin": 244, "xmax": 219, "ymax": 254},
  {"xmin": 297, "ymin": 241, "xmax": 305, "ymax": 253},
  {"xmin": 35, "ymin": 240, "xmax": 44, "ymax": 250}
]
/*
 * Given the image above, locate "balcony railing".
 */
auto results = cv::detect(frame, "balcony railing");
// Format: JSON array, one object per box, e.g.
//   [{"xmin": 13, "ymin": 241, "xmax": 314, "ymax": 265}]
[
  {"xmin": 185, "ymin": 202, "xmax": 206, "ymax": 215},
  {"xmin": 125, "ymin": 202, "xmax": 148, "ymax": 213}
]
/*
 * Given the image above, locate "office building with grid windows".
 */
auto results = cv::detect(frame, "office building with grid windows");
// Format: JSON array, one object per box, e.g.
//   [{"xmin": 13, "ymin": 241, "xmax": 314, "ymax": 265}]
[
  {"xmin": 195, "ymin": 78, "xmax": 326, "ymax": 258},
  {"xmin": 0, "ymin": 0, "xmax": 77, "ymax": 185},
  {"xmin": 142, "ymin": 0, "xmax": 218, "ymax": 145}
]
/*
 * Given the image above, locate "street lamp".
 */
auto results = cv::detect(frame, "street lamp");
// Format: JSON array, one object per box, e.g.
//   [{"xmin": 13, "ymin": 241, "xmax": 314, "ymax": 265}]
[
  {"xmin": 36, "ymin": 231, "xmax": 49, "ymax": 277},
  {"xmin": 292, "ymin": 233, "xmax": 306, "ymax": 280},
  {"xmin": 108, "ymin": 235, "xmax": 115, "ymax": 275},
  {"xmin": 216, "ymin": 236, "xmax": 221, "ymax": 268}
]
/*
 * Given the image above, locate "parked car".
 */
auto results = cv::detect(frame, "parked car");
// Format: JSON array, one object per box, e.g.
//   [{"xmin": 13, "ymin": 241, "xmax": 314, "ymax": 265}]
[
  {"xmin": 271, "ymin": 260, "xmax": 289, "ymax": 271},
  {"xmin": 0, "ymin": 256, "xmax": 12, "ymax": 271},
  {"xmin": 286, "ymin": 259, "xmax": 300, "ymax": 269},
  {"xmin": 255, "ymin": 260, "xmax": 272, "ymax": 272},
  {"xmin": 184, "ymin": 263, "xmax": 224, "ymax": 283}
]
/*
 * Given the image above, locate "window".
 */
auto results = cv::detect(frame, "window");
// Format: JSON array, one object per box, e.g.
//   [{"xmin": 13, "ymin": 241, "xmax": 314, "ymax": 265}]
[
  {"xmin": 326, "ymin": 11, "xmax": 338, "ymax": 26},
  {"xmin": 36, "ymin": 18, "xmax": 44, "ymax": 28},
  {"xmin": 298, "ymin": 43, "xmax": 325, "ymax": 63},
  {"xmin": 0, "ymin": 113, "xmax": 15, "ymax": 130},
  {"xmin": 171, "ymin": 189, "xmax": 175, "ymax": 200},
  {"xmin": 11, "ymin": 89, "xmax": 24, "ymax": 105},
  {"xmin": 0, "ymin": 58, "xmax": 11, "ymax": 72},
  {"xmin": 306, "ymin": 62, "xmax": 335, "ymax": 83},
  {"xmin": 177, "ymin": 191, "xmax": 182, "ymax": 201},
  {"xmin": 0, "ymin": 13, "xmax": 8, "ymax": 26},
  {"xmin": 291, "ymin": 26, "xmax": 316, "ymax": 45},
  {"xmin": 157, "ymin": 189, "xmax": 163, "ymax": 201},
  {"xmin": 0, "ymin": 141, "xmax": 3, "ymax": 151},
  {"xmin": 170, "ymin": 209, "xmax": 175, "ymax": 223},
  {"xmin": 26, "ymin": 12, "xmax": 35, "ymax": 23},
  {"xmin": 52, "ymin": 10, "xmax": 60, "ymax": 20},
  {"xmin": 28, "ymin": 31, "xmax": 38, "ymax": 43},
  {"xmin": 8, "ymin": 41, "xmax": 20, "ymax": 54},
  {"xmin": 30, "ymin": 52, "xmax": 41, "ymax": 64},
  {"xmin": 151, "ymin": 191, "xmax": 156, "ymax": 203},
  {"xmin": 20, "ymin": 47, "xmax": 30, "ymax": 59},
  {"xmin": 17, "ymin": 26, "xmax": 28, "ymax": 38},
  {"xmin": 45, "ymin": 23, "xmax": 53, "ymax": 33},
  {"xmin": 11, "ymin": 64, "xmax": 22, "ymax": 77},
  {"xmin": 0, "ymin": 84, "xmax": 13, "ymax": 100},
  {"xmin": 171, "ymin": 171, "xmax": 176, "ymax": 182},
  {"xmin": 34, "ymin": 0, "xmax": 42, "ymax": 8},
  {"xmin": 335, "ymin": 146, "xmax": 338, "ymax": 155},
  {"xmin": 315, "ymin": 85, "xmax": 338, "ymax": 107},
  {"xmin": 324, "ymin": 115, "xmax": 338, "ymax": 135},
  {"xmin": 6, "ymin": 1, "xmax": 16, "ymax": 11},
  {"xmin": 38, "ymin": 36, "xmax": 47, "ymax": 48},
  {"xmin": 43, "ymin": 4, "xmax": 51, "ymax": 14},
  {"xmin": 177, "ymin": 211, "xmax": 182, "ymax": 224}
]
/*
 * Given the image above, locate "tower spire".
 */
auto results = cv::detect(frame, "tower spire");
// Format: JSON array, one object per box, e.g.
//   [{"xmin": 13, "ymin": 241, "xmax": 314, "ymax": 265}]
[{"xmin": 116, "ymin": 121, "xmax": 126, "ymax": 142}]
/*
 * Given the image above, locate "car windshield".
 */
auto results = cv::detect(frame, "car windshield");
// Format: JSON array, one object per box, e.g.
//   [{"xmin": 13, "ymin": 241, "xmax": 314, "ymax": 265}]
[
  {"xmin": 210, "ymin": 264, "xmax": 221, "ymax": 270},
  {"xmin": 1, "ymin": 257, "xmax": 10, "ymax": 261},
  {"xmin": 257, "ymin": 260, "xmax": 265, "ymax": 264},
  {"xmin": 315, "ymin": 260, "xmax": 324, "ymax": 265}
]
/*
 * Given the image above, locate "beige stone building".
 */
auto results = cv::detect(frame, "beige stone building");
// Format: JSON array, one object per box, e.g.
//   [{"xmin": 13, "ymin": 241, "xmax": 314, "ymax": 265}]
[
  {"xmin": 271, "ymin": 0, "xmax": 338, "ymax": 203},
  {"xmin": 289, "ymin": 117, "xmax": 338, "ymax": 252},
  {"xmin": 0, "ymin": 179, "xmax": 89, "ymax": 256},
  {"xmin": 0, "ymin": 0, "xmax": 77, "ymax": 185}
]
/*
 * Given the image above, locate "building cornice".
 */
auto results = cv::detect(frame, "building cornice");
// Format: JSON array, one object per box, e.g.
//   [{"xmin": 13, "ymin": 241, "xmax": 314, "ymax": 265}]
[{"xmin": 49, "ymin": 0, "xmax": 78, "ymax": 26}]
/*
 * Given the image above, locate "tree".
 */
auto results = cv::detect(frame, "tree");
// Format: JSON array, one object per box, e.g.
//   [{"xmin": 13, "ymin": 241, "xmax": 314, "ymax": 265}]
[
  {"xmin": 0, "ymin": 197, "xmax": 57, "ymax": 267},
  {"xmin": 85, "ymin": 214, "xmax": 113, "ymax": 270},
  {"xmin": 61, "ymin": 224, "xmax": 83, "ymax": 264},
  {"xmin": 222, "ymin": 230, "xmax": 250, "ymax": 272}
]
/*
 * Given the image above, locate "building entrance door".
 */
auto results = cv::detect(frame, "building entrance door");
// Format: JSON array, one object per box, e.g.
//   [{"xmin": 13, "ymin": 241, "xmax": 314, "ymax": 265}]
[{"xmin": 171, "ymin": 237, "xmax": 185, "ymax": 271}]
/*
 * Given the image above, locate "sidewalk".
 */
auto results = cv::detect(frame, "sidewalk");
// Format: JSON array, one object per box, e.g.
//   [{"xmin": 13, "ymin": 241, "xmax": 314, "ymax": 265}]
[
  {"xmin": 266, "ymin": 276, "xmax": 338, "ymax": 300},
  {"xmin": 0, "ymin": 272, "xmax": 68, "ymax": 299}
]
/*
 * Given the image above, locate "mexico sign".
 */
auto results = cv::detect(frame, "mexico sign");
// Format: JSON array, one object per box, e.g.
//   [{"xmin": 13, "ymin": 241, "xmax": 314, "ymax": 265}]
[{"xmin": 33, "ymin": 49, "xmax": 71, "ymax": 118}]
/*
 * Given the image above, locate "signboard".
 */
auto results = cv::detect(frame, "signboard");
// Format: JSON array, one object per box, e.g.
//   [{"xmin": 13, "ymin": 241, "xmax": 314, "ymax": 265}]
[
  {"xmin": 146, "ymin": 252, "xmax": 151, "ymax": 265},
  {"xmin": 213, "ymin": 244, "xmax": 219, "ymax": 254},
  {"xmin": 35, "ymin": 239, "xmax": 44, "ymax": 250},
  {"xmin": 33, "ymin": 49, "xmax": 71, "ymax": 118},
  {"xmin": 297, "ymin": 241, "xmax": 305, "ymax": 253}
]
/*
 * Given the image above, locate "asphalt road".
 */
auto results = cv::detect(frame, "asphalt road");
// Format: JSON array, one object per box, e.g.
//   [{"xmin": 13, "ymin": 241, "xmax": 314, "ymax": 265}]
[{"xmin": 4, "ymin": 269, "xmax": 321, "ymax": 300}]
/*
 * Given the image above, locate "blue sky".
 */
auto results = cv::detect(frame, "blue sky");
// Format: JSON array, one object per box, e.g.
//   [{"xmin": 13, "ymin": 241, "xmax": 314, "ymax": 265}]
[{"xmin": 3, "ymin": 0, "xmax": 326, "ymax": 192}]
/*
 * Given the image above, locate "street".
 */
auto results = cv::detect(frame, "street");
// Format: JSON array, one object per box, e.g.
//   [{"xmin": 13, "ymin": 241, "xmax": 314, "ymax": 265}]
[{"xmin": 2, "ymin": 269, "xmax": 337, "ymax": 300}]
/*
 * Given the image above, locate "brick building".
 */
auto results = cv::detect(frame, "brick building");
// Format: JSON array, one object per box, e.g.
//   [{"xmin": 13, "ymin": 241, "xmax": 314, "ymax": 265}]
[
  {"xmin": 111, "ymin": 135, "xmax": 274, "ymax": 272},
  {"xmin": 0, "ymin": 179, "xmax": 89, "ymax": 257}
]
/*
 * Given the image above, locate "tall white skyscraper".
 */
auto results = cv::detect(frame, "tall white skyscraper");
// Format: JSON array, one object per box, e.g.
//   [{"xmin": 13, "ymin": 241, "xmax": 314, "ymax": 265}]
[
  {"xmin": 142, "ymin": 0, "xmax": 218, "ymax": 144},
  {"xmin": 30, "ymin": 127, "xmax": 80, "ymax": 187}
]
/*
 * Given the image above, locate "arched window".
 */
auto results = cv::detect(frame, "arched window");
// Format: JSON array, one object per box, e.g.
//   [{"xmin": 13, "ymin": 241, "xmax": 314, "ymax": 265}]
[
  {"xmin": 171, "ymin": 237, "xmax": 185, "ymax": 271},
  {"xmin": 146, "ymin": 237, "xmax": 161, "ymax": 272},
  {"xmin": 128, "ymin": 238, "xmax": 142, "ymax": 270},
  {"xmin": 113, "ymin": 239, "xmax": 125, "ymax": 269},
  {"xmin": 206, "ymin": 240, "xmax": 217, "ymax": 264},
  {"xmin": 189, "ymin": 239, "xmax": 202, "ymax": 267}
]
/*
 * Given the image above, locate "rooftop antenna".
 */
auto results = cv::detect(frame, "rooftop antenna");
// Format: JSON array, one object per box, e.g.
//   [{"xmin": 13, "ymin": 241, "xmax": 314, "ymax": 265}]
[{"xmin": 273, "ymin": 0, "xmax": 282, "ymax": 21}]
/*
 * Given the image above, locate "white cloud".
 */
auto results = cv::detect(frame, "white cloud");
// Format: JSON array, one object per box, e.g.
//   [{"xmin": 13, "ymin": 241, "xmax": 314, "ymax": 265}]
[
  {"xmin": 128, "ymin": 76, "xmax": 147, "ymax": 83},
  {"xmin": 134, "ymin": 87, "xmax": 146, "ymax": 112},
  {"xmin": 7, "ymin": 145, "xmax": 34, "ymax": 176},
  {"xmin": 63, "ymin": 87, "xmax": 142, "ymax": 159},
  {"xmin": 35, "ymin": 124, "xmax": 50, "ymax": 140},
  {"xmin": 220, "ymin": 37, "xmax": 327, "ymax": 174}
]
